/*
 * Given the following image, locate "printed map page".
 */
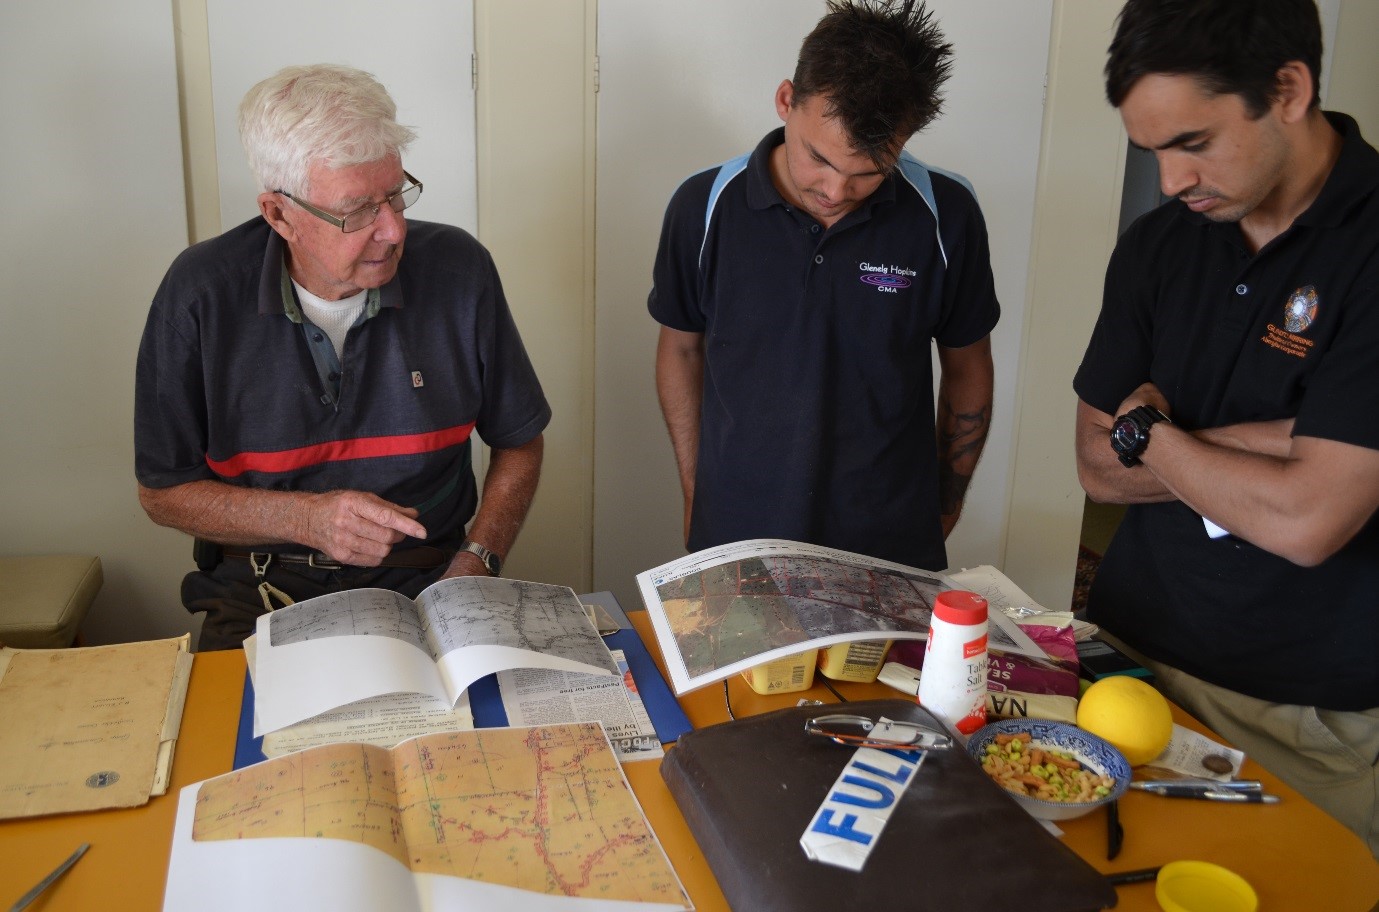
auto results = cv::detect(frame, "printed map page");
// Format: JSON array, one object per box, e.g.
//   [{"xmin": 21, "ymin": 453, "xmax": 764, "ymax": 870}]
[
  {"xmin": 192, "ymin": 723, "xmax": 686, "ymax": 906},
  {"xmin": 655, "ymin": 554, "xmax": 943, "ymax": 679}
]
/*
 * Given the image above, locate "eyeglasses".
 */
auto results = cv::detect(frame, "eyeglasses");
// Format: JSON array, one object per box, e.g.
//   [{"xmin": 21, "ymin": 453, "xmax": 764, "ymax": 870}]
[
  {"xmin": 278, "ymin": 170, "xmax": 423, "ymax": 233},
  {"xmin": 804, "ymin": 714, "xmax": 953, "ymax": 751}
]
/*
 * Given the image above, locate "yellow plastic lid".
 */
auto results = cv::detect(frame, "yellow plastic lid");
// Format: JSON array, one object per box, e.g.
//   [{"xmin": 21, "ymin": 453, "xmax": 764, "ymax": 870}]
[{"xmin": 1155, "ymin": 860, "xmax": 1258, "ymax": 912}]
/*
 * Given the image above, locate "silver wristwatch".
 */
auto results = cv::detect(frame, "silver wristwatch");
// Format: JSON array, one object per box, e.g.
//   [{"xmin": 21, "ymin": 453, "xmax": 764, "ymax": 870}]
[{"xmin": 459, "ymin": 539, "xmax": 501, "ymax": 576}]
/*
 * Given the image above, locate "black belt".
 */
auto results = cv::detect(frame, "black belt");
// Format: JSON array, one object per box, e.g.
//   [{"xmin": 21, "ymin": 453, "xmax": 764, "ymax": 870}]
[{"xmin": 220, "ymin": 545, "xmax": 455, "ymax": 572}]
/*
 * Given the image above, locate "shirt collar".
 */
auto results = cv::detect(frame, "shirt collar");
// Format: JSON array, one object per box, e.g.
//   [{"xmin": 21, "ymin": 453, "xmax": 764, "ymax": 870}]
[
  {"xmin": 256, "ymin": 223, "xmax": 396, "ymax": 320},
  {"xmin": 1294, "ymin": 111, "xmax": 1379, "ymax": 229}
]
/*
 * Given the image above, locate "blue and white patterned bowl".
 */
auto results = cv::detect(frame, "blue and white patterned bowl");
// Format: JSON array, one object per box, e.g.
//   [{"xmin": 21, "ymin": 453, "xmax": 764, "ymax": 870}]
[{"xmin": 967, "ymin": 719, "xmax": 1132, "ymax": 821}]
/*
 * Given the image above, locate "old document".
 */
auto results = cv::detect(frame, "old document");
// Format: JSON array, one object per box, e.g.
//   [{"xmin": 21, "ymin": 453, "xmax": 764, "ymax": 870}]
[
  {"xmin": 165, "ymin": 724, "xmax": 691, "ymax": 912},
  {"xmin": 0, "ymin": 635, "xmax": 192, "ymax": 819}
]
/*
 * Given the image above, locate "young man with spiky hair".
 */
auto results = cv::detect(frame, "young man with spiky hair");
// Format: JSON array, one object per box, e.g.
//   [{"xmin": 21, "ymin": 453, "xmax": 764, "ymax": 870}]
[
  {"xmin": 1074, "ymin": 0, "xmax": 1379, "ymax": 855},
  {"xmin": 651, "ymin": 0, "xmax": 998, "ymax": 572}
]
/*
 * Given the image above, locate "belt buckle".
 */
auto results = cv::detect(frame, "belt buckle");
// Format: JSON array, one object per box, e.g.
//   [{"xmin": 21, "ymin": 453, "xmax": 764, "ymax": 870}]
[{"xmin": 307, "ymin": 553, "xmax": 344, "ymax": 571}]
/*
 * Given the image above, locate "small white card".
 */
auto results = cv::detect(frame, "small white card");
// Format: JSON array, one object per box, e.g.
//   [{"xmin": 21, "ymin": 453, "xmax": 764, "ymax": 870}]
[
  {"xmin": 799, "ymin": 734, "xmax": 926, "ymax": 871},
  {"xmin": 1203, "ymin": 517, "xmax": 1230, "ymax": 539}
]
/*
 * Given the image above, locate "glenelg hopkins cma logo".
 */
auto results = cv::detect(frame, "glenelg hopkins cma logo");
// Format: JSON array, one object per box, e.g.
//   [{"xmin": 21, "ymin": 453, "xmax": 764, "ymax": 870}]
[{"xmin": 858, "ymin": 262, "xmax": 916, "ymax": 293}]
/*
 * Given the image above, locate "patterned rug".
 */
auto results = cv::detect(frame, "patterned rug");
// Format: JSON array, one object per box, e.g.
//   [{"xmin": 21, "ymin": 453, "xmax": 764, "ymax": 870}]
[{"xmin": 1072, "ymin": 545, "xmax": 1101, "ymax": 615}]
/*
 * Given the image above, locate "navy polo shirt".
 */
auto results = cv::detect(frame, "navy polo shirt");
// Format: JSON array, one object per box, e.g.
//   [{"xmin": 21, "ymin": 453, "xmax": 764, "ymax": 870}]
[
  {"xmin": 135, "ymin": 217, "xmax": 551, "ymax": 552},
  {"xmin": 1074, "ymin": 113, "xmax": 1379, "ymax": 710},
  {"xmin": 649, "ymin": 129, "xmax": 999, "ymax": 570}
]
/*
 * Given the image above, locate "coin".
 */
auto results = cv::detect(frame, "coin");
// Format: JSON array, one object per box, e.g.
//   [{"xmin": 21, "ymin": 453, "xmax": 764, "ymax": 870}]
[{"xmin": 1201, "ymin": 754, "xmax": 1233, "ymax": 774}]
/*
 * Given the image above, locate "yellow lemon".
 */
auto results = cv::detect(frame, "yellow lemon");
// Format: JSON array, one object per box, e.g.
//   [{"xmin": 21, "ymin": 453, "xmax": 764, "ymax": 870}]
[{"xmin": 1076, "ymin": 676, "xmax": 1173, "ymax": 766}]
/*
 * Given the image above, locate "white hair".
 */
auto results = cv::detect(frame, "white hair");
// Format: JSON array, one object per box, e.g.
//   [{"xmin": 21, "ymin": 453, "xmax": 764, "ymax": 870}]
[{"xmin": 238, "ymin": 64, "xmax": 417, "ymax": 197}]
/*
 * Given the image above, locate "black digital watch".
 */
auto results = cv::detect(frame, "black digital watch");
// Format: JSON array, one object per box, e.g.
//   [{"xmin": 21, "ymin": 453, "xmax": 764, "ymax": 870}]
[{"xmin": 1110, "ymin": 405, "xmax": 1170, "ymax": 467}]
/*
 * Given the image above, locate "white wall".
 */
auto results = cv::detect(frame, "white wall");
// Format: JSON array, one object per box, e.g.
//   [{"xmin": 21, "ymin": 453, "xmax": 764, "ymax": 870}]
[
  {"xmin": 1002, "ymin": 0, "xmax": 1126, "ymax": 611},
  {"xmin": 593, "ymin": 1, "xmax": 1053, "ymax": 611},
  {"xmin": 206, "ymin": 0, "xmax": 476, "ymax": 236},
  {"xmin": 0, "ymin": 0, "xmax": 191, "ymax": 643}
]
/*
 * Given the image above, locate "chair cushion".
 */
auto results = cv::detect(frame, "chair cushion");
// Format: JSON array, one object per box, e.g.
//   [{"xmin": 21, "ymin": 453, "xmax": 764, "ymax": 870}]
[{"xmin": 0, "ymin": 555, "xmax": 103, "ymax": 648}]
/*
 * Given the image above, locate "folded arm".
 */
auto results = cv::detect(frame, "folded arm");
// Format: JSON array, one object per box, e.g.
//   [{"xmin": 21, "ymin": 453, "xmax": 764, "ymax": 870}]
[{"xmin": 1075, "ymin": 386, "xmax": 1379, "ymax": 566}]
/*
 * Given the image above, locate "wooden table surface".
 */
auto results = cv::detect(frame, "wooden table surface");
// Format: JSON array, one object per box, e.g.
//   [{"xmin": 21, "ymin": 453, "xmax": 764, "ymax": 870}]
[{"xmin": 3, "ymin": 616, "xmax": 1378, "ymax": 911}]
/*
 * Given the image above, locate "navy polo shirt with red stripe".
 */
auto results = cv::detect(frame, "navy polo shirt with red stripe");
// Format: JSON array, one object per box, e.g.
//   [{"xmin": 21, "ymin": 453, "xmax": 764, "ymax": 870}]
[
  {"xmin": 1074, "ymin": 112, "xmax": 1379, "ymax": 710},
  {"xmin": 135, "ymin": 217, "xmax": 550, "ymax": 552},
  {"xmin": 649, "ymin": 129, "xmax": 1000, "ymax": 570}
]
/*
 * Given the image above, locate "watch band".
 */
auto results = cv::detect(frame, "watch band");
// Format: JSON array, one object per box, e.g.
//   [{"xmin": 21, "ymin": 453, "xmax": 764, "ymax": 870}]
[{"xmin": 459, "ymin": 539, "xmax": 502, "ymax": 576}]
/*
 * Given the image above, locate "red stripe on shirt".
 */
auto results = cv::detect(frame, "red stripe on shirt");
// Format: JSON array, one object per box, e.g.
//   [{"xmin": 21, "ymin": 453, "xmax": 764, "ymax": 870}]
[{"xmin": 206, "ymin": 423, "xmax": 475, "ymax": 478}]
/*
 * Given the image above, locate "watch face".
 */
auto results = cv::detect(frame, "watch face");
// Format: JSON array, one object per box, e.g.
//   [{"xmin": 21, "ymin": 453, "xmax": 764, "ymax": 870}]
[{"xmin": 1111, "ymin": 417, "xmax": 1141, "ymax": 454}]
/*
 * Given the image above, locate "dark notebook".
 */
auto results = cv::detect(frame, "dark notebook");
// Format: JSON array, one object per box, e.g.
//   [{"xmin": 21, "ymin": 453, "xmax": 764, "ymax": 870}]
[{"xmin": 661, "ymin": 699, "xmax": 1115, "ymax": 912}]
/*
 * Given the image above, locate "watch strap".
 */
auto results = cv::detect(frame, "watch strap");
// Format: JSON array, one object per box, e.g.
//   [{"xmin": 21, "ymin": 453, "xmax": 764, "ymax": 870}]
[
  {"xmin": 1132, "ymin": 405, "xmax": 1170, "ymax": 427},
  {"xmin": 459, "ymin": 539, "xmax": 501, "ymax": 576}
]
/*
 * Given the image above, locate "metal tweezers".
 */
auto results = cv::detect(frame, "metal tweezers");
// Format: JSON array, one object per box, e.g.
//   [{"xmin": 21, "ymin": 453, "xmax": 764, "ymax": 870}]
[{"xmin": 10, "ymin": 843, "xmax": 88, "ymax": 912}]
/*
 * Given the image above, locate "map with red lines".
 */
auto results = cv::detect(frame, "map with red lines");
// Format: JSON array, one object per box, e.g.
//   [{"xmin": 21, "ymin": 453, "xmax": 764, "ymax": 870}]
[
  {"xmin": 192, "ymin": 723, "xmax": 686, "ymax": 905},
  {"xmin": 653, "ymin": 555, "xmax": 945, "ymax": 679}
]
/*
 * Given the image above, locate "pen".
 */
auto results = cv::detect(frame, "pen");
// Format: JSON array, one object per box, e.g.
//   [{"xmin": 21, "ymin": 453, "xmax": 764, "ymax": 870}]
[
  {"xmin": 1196, "ymin": 791, "xmax": 1281, "ymax": 804},
  {"xmin": 1131, "ymin": 778, "xmax": 1262, "ymax": 793},
  {"xmin": 1106, "ymin": 866, "xmax": 1162, "ymax": 886},
  {"xmin": 1130, "ymin": 782, "xmax": 1280, "ymax": 803}
]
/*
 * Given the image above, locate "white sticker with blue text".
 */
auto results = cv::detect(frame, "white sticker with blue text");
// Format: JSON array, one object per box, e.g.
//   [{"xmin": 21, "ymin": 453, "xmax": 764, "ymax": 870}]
[{"xmin": 799, "ymin": 743, "xmax": 926, "ymax": 871}]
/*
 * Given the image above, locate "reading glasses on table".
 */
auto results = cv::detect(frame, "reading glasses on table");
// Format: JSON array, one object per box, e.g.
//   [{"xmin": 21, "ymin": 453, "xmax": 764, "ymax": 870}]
[{"xmin": 804, "ymin": 714, "xmax": 953, "ymax": 751}]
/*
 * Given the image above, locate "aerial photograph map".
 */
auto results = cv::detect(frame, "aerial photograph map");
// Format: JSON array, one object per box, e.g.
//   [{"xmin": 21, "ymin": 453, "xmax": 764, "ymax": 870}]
[{"xmin": 649, "ymin": 545, "xmax": 947, "ymax": 684}]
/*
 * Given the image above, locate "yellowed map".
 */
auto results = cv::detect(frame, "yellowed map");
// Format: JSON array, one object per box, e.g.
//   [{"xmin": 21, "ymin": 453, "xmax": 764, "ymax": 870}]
[{"xmin": 193, "ymin": 723, "xmax": 685, "ymax": 905}]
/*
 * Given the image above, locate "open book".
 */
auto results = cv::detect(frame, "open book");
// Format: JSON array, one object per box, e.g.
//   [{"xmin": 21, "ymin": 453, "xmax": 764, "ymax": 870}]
[
  {"xmin": 252, "ymin": 576, "xmax": 618, "ymax": 735},
  {"xmin": 165, "ymin": 723, "xmax": 691, "ymax": 912},
  {"xmin": 636, "ymin": 539, "xmax": 1042, "ymax": 694}
]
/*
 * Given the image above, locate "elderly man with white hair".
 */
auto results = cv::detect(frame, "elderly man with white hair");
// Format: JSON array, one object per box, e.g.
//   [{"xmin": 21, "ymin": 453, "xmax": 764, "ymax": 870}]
[{"xmin": 135, "ymin": 64, "xmax": 549, "ymax": 650}]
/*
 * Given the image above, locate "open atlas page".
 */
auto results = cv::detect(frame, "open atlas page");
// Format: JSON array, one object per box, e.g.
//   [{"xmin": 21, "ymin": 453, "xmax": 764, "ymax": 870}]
[
  {"xmin": 636, "ymin": 539, "xmax": 1043, "ymax": 694},
  {"xmin": 252, "ymin": 577, "xmax": 618, "ymax": 736},
  {"xmin": 164, "ymin": 723, "xmax": 692, "ymax": 912}
]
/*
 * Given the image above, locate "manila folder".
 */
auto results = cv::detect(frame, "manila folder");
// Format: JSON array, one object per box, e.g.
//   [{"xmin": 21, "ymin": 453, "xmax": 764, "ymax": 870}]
[{"xmin": 0, "ymin": 635, "xmax": 193, "ymax": 819}]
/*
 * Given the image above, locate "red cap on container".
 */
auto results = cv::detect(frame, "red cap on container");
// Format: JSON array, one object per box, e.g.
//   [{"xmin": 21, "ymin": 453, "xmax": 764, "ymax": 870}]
[{"xmin": 933, "ymin": 590, "xmax": 988, "ymax": 625}]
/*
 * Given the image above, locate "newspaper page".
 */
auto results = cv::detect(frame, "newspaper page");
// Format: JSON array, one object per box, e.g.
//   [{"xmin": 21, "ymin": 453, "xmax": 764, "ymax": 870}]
[
  {"xmin": 497, "ymin": 650, "xmax": 663, "ymax": 762},
  {"xmin": 263, "ymin": 691, "xmax": 475, "ymax": 758}
]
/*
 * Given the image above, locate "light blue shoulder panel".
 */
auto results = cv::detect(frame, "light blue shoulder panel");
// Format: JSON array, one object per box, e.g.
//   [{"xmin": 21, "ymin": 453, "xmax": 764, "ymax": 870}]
[
  {"xmin": 895, "ymin": 151, "xmax": 978, "ymax": 271},
  {"xmin": 699, "ymin": 152, "xmax": 751, "ymax": 269}
]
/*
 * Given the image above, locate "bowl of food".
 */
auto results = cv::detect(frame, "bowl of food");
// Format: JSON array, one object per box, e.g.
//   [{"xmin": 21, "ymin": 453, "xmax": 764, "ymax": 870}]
[{"xmin": 967, "ymin": 719, "xmax": 1131, "ymax": 821}]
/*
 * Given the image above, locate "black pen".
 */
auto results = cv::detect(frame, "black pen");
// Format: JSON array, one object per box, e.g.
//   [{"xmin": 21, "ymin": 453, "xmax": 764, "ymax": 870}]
[
  {"xmin": 1106, "ymin": 799, "xmax": 1123, "ymax": 860},
  {"xmin": 1130, "ymin": 781, "xmax": 1280, "ymax": 803},
  {"xmin": 1107, "ymin": 866, "xmax": 1161, "ymax": 886}
]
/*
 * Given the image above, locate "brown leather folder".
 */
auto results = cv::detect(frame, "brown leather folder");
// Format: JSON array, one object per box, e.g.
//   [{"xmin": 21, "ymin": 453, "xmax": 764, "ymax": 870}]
[{"xmin": 661, "ymin": 699, "xmax": 1116, "ymax": 912}]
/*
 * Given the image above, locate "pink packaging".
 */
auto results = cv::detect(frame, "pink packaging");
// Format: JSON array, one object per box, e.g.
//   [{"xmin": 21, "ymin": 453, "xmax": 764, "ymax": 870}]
[{"xmin": 889, "ymin": 618, "xmax": 1081, "ymax": 698}]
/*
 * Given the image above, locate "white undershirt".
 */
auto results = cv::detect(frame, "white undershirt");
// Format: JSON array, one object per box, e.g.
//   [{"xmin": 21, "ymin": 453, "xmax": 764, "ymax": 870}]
[{"xmin": 293, "ymin": 282, "xmax": 367, "ymax": 358}]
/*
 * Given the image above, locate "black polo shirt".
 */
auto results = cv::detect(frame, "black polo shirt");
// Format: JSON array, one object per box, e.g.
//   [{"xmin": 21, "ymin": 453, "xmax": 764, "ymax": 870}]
[
  {"xmin": 649, "ymin": 129, "xmax": 999, "ymax": 570},
  {"xmin": 1074, "ymin": 112, "xmax": 1379, "ymax": 710},
  {"xmin": 135, "ymin": 217, "xmax": 551, "ymax": 552}
]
